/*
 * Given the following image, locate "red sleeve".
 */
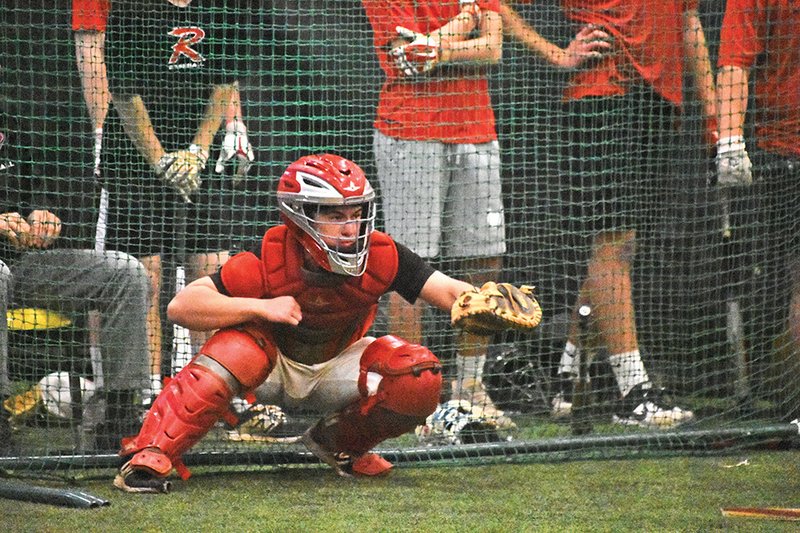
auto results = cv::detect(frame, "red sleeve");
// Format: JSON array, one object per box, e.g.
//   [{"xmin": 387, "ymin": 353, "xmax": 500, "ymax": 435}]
[
  {"xmin": 362, "ymin": 0, "xmax": 417, "ymax": 45},
  {"xmin": 684, "ymin": 0, "xmax": 699, "ymax": 12},
  {"xmin": 717, "ymin": 0, "xmax": 764, "ymax": 69},
  {"xmin": 71, "ymin": 0, "xmax": 110, "ymax": 32},
  {"xmin": 219, "ymin": 251, "xmax": 266, "ymax": 299}
]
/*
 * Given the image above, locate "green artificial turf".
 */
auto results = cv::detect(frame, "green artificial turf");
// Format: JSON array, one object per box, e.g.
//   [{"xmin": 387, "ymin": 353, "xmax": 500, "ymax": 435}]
[{"xmin": 2, "ymin": 449, "xmax": 798, "ymax": 532}]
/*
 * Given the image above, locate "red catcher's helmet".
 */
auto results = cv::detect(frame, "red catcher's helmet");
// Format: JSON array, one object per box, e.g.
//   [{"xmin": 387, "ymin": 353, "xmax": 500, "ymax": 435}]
[{"xmin": 277, "ymin": 154, "xmax": 376, "ymax": 276}]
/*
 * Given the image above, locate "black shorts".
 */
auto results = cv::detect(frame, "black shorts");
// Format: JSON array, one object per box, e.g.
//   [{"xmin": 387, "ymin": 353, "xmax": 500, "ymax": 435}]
[
  {"xmin": 560, "ymin": 85, "xmax": 677, "ymax": 232},
  {"xmin": 751, "ymin": 149, "xmax": 800, "ymax": 261},
  {"xmin": 103, "ymin": 164, "xmax": 244, "ymax": 258}
]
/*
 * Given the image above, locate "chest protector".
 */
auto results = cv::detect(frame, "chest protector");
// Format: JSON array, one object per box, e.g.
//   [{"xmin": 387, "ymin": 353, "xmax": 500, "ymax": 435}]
[{"xmin": 259, "ymin": 226, "xmax": 398, "ymax": 364}]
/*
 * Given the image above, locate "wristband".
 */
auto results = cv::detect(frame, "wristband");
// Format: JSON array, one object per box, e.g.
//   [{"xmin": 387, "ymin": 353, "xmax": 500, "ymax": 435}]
[{"xmin": 717, "ymin": 135, "xmax": 745, "ymax": 155}]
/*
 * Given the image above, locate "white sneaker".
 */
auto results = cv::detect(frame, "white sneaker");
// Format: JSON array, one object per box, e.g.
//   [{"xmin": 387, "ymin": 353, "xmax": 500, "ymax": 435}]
[
  {"xmin": 551, "ymin": 392, "xmax": 573, "ymax": 420},
  {"xmin": 451, "ymin": 379, "xmax": 516, "ymax": 430},
  {"xmin": 612, "ymin": 385, "xmax": 694, "ymax": 429},
  {"xmin": 550, "ymin": 375, "xmax": 574, "ymax": 420}
]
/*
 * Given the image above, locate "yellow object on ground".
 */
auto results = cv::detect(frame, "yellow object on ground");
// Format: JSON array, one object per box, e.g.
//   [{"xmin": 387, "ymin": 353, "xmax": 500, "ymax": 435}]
[
  {"xmin": 3, "ymin": 386, "xmax": 42, "ymax": 419},
  {"xmin": 6, "ymin": 308, "xmax": 72, "ymax": 331}
]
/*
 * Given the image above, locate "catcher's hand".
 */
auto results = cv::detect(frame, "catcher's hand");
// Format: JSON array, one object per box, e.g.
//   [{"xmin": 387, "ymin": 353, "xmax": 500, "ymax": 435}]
[
  {"xmin": 214, "ymin": 119, "xmax": 255, "ymax": 184},
  {"xmin": 451, "ymin": 281, "xmax": 543, "ymax": 336},
  {"xmin": 391, "ymin": 26, "xmax": 440, "ymax": 77},
  {"xmin": 154, "ymin": 144, "xmax": 208, "ymax": 203},
  {"xmin": 717, "ymin": 136, "xmax": 753, "ymax": 187}
]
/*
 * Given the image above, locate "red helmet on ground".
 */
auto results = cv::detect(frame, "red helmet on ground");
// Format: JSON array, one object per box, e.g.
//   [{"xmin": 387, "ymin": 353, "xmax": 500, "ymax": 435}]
[{"xmin": 277, "ymin": 154, "xmax": 376, "ymax": 276}]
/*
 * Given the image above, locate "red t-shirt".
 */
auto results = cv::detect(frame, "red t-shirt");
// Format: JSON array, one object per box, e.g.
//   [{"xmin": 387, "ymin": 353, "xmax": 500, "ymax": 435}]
[
  {"xmin": 558, "ymin": 0, "xmax": 697, "ymax": 107},
  {"xmin": 362, "ymin": 0, "xmax": 500, "ymax": 144},
  {"xmin": 717, "ymin": 0, "xmax": 800, "ymax": 157},
  {"xmin": 72, "ymin": 0, "xmax": 110, "ymax": 32}
]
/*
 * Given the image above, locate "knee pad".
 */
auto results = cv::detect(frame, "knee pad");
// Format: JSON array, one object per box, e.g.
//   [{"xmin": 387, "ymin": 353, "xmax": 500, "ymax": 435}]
[
  {"xmin": 357, "ymin": 335, "xmax": 442, "ymax": 418},
  {"xmin": 198, "ymin": 326, "xmax": 277, "ymax": 391}
]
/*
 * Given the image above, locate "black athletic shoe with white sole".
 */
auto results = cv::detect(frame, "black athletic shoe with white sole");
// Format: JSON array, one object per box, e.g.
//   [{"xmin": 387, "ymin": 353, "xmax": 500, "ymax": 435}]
[{"xmin": 612, "ymin": 384, "xmax": 694, "ymax": 429}]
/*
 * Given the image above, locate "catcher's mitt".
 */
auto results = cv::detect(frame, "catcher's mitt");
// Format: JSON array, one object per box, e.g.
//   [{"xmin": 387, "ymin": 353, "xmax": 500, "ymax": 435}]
[{"xmin": 451, "ymin": 282, "xmax": 542, "ymax": 336}]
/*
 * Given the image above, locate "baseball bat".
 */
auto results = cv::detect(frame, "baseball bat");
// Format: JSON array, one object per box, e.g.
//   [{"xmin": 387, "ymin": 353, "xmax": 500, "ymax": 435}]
[
  {"xmin": 0, "ymin": 480, "xmax": 109, "ymax": 508},
  {"xmin": 171, "ymin": 200, "xmax": 193, "ymax": 375},
  {"xmin": 721, "ymin": 507, "xmax": 800, "ymax": 521},
  {"xmin": 708, "ymin": 161, "xmax": 799, "ymax": 411},
  {"xmin": 571, "ymin": 304, "xmax": 593, "ymax": 435},
  {"xmin": 719, "ymin": 187, "xmax": 751, "ymax": 412}
]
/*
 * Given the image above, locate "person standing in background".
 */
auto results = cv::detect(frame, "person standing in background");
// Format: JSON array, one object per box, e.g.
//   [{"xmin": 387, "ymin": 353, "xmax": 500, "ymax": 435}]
[
  {"xmin": 716, "ymin": 0, "xmax": 800, "ymax": 421},
  {"xmin": 500, "ymin": 0, "xmax": 717, "ymax": 428},
  {"xmin": 362, "ymin": 0, "xmax": 513, "ymax": 428}
]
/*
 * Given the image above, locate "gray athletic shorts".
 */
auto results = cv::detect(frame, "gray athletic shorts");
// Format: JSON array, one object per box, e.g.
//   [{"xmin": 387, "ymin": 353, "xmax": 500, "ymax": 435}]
[{"xmin": 373, "ymin": 130, "xmax": 506, "ymax": 259}]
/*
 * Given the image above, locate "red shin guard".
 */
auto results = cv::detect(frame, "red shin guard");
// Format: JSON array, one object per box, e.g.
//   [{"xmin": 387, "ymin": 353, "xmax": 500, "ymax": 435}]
[
  {"xmin": 310, "ymin": 402, "xmax": 424, "ymax": 459},
  {"xmin": 120, "ymin": 362, "xmax": 235, "ymax": 479}
]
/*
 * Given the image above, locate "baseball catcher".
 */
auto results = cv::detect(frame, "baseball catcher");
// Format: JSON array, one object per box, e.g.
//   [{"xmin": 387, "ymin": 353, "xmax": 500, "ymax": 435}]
[{"xmin": 112, "ymin": 153, "xmax": 544, "ymax": 493}]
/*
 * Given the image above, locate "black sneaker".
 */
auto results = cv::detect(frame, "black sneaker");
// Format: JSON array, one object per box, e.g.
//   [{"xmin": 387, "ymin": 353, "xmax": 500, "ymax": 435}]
[
  {"xmin": 550, "ymin": 374, "xmax": 574, "ymax": 420},
  {"xmin": 612, "ymin": 384, "xmax": 694, "ymax": 429}
]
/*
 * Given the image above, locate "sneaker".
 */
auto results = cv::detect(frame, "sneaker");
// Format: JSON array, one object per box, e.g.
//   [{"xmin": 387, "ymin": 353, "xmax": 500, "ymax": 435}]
[
  {"xmin": 451, "ymin": 378, "xmax": 516, "ymax": 430},
  {"xmin": 301, "ymin": 427, "xmax": 392, "ymax": 478},
  {"xmin": 612, "ymin": 384, "xmax": 694, "ymax": 429},
  {"xmin": 550, "ymin": 375, "xmax": 574, "ymax": 420}
]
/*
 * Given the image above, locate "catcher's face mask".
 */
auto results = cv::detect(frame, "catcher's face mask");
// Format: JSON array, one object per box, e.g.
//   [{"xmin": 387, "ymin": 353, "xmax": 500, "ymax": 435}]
[{"xmin": 277, "ymin": 154, "xmax": 376, "ymax": 276}]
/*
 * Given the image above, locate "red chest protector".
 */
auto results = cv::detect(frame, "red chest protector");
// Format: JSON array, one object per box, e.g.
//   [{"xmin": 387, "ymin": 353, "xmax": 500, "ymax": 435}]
[{"xmin": 258, "ymin": 226, "xmax": 399, "ymax": 363}]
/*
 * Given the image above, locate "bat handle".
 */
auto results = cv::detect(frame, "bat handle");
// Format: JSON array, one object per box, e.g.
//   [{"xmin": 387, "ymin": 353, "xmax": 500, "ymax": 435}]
[
  {"xmin": 720, "ymin": 187, "xmax": 732, "ymax": 239},
  {"xmin": 571, "ymin": 305, "xmax": 594, "ymax": 435}
]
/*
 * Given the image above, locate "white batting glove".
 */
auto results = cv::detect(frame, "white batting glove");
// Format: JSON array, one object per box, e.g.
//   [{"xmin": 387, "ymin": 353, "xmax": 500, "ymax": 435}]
[
  {"xmin": 716, "ymin": 136, "xmax": 753, "ymax": 187},
  {"xmin": 154, "ymin": 144, "xmax": 208, "ymax": 203},
  {"xmin": 391, "ymin": 27, "xmax": 440, "ymax": 77},
  {"xmin": 93, "ymin": 127, "xmax": 103, "ymax": 177},
  {"xmin": 215, "ymin": 119, "xmax": 255, "ymax": 184}
]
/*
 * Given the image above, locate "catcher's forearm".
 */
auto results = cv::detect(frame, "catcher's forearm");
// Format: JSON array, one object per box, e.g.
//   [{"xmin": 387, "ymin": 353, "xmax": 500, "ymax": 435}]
[
  {"xmin": 419, "ymin": 271, "xmax": 475, "ymax": 312},
  {"xmin": 113, "ymin": 94, "xmax": 165, "ymax": 165},
  {"xmin": 192, "ymin": 83, "xmax": 237, "ymax": 153}
]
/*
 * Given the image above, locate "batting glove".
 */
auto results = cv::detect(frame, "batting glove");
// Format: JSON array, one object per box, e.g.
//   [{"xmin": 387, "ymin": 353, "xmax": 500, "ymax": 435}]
[
  {"xmin": 93, "ymin": 127, "xmax": 103, "ymax": 178},
  {"xmin": 391, "ymin": 26, "xmax": 440, "ymax": 77},
  {"xmin": 716, "ymin": 136, "xmax": 753, "ymax": 187},
  {"xmin": 154, "ymin": 144, "xmax": 208, "ymax": 203},
  {"xmin": 214, "ymin": 119, "xmax": 255, "ymax": 184}
]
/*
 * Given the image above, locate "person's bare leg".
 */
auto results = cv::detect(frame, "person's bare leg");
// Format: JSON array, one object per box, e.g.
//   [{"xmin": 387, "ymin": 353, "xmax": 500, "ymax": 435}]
[
  {"xmin": 140, "ymin": 255, "xmax": 163, "ymax": 405},
  {"xmin": 449, "ymin": 256, "xmax": 514, "ymax": 427},
  {"xmin": 556, "ymin": 230, "xmax": 693, "ymax": 427}
]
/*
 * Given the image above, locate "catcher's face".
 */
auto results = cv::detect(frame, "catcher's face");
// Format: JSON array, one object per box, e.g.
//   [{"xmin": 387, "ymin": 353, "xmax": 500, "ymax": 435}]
[{"xmin": 310, "ymin": 205, "xmax": 363, "ymax": 252}]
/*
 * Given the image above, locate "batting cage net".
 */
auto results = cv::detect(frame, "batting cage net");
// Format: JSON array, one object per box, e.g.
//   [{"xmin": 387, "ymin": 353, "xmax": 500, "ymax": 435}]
[{"xmin": 1, "ymin": 1, "xmax": 798, "ymax": 479}]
